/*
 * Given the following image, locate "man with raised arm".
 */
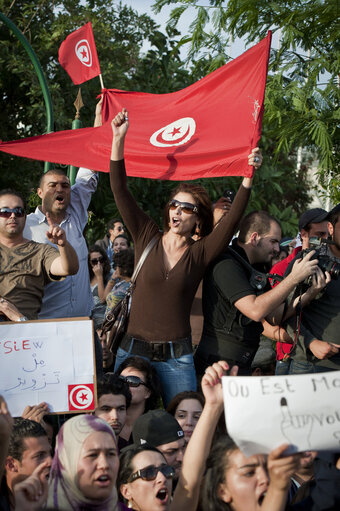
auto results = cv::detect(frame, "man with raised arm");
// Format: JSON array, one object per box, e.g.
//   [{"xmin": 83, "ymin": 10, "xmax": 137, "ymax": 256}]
[{"xmin": 23, "ymin": 102, "xmax": 101, "ymax": 319}]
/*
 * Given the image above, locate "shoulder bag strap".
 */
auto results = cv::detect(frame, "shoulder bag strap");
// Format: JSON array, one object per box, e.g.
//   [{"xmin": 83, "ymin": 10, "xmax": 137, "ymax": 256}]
[{"xmin": 130, "ymin": 234, "xmax": 159, "ymax": 284}]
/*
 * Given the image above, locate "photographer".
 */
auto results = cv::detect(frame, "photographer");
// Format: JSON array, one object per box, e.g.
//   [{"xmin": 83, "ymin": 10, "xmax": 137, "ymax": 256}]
[
  {"xmin": 271, "ymin": 208, "xmax": 329, "ymax": 375},
  {"xmin": 195, "ymin": 210, "xmax": 320, "ymax": 375},
  {"xmin": 286, "ymin": 203, "xmax": 340, "ymax": 374}
]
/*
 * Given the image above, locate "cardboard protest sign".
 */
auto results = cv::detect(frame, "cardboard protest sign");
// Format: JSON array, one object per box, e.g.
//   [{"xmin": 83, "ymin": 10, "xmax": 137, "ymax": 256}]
[
  {"xmin": 0, "ymin": 319, "xmax": 96, "ymax": 416},
  {"xmin": 222, "ymin": 372, "xmax": 340, "ymax": 456}
]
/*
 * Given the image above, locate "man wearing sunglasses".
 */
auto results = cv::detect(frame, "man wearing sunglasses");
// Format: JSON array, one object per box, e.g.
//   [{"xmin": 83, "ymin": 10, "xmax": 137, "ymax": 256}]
[{"xmin": 0, "ymin": 189, "xmax": 78, "ymax": 321}]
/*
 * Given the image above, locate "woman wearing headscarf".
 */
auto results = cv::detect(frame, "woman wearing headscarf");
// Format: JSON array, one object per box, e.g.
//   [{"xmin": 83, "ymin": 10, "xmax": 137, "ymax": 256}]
[{"xmin": 47, "ymin": 414, "xmax": 126, "ymax": 510}]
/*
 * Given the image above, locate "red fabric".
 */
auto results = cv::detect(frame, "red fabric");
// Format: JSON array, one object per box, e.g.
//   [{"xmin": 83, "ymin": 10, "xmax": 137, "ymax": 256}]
[
  {"xmin": 58, "ymin": 22, "xmax": 101, "ymax": 85},
  {"xmin": 0, "ymin": 32, "xmax": 271, "ymax": 180},
  {"xmin": 270, "ymin": 246, "xmax": 302, "ymax": 360}
]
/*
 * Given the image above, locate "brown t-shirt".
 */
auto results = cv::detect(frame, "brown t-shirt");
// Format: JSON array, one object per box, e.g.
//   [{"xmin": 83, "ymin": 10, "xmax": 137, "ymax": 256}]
[
  {"xmin": 110, "ymin": 159, "xmax": 251, "ymax": 342},
  {"xmin": 0, "ymin": 240, "xmax": 60, "ymax": 319}
]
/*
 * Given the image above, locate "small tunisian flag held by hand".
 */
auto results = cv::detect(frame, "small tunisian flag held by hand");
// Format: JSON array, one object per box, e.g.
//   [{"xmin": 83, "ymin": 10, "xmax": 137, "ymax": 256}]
[
  {"xmin": 58, "ymin": 22, "xmax": 101, "ymax": 85},
  {"xmin": 0, "ymin": 32, "xmax": 271, "ymax": 180}
]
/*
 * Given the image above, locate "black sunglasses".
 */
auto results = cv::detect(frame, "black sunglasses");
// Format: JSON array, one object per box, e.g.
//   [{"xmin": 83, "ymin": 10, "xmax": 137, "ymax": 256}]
[
  {"xmin": 0, "ymin": 207, "xmax": 25, "ymax": 218},
  {"xmin": 119, "ymin": 375, "xmax": 148, "ymax": 388},
  {"xmin": 168, "ymin": 199, "xmax": 198, "ymax": 215},
  {"xmin": 128, "ymin": 464, "xmax": 175, "ymax": 483},
  {"xmin": 91, "ymin": 257, "xmax": 105, "ymax": 265}
]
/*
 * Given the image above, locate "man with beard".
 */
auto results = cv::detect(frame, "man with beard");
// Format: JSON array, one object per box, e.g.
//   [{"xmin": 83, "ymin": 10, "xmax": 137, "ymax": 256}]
[
  {"xmin": 195, "ymin": 210, "xmax": 319, "ymax": 375},
  {"xmin": 287, "ymin": 203, "xmax": 340, "ymax": 374}
]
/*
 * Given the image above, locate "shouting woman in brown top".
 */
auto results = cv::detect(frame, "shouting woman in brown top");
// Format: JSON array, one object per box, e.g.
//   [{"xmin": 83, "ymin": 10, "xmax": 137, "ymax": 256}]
[{"xmin": 109, "ymin": 108, "xmax": 262, "ymax": 406}]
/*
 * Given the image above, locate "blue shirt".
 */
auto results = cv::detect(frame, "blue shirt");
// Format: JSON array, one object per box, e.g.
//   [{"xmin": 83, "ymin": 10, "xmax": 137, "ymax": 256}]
[{"xmin": 23, "ymin": 168, "xmax": 98, "ymax": 319}]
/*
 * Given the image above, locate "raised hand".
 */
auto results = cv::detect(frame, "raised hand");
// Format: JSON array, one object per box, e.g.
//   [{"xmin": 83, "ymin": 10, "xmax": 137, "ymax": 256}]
[
  {"xmin": 267, "ymin": 443, "xmax": 301, "ymax": 492},
  {"xmin": 94, "ymin": 95, "xmax": 103, "ymax": 127},
  {"xmin": 111, "ymin": 108, "xmax": 129, "ymax": 140},
  {"xmin": 202, "ymin": 360, "xmax": 238, "ymax": 408},
  {"xmin": 46, "ymin": 212, "xmax": 66, "ymax": 247},
  {"xmin": 22, "ymin": 402, "xmax": 50, "ymax": 430},
  {"xmin": 248, "ymin": 147, "xmax": 263, "ymax": 169},
  {"xmin": 13, "ymin": 460, "xmax": 49, "ymax": 511}
]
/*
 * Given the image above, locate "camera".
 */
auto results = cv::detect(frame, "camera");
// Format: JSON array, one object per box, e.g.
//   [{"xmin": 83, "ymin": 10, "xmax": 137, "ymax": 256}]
[
  {"xmin": 302, "ymin": 238, "xmax": 340, "ymax": 285},
  {"xmin": 223, "ymin": 189, "xmax": 236, "ymax": 203}
]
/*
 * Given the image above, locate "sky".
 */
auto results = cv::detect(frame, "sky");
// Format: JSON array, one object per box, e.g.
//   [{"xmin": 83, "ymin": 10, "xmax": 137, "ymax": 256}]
[{"xmin": 122, "ymin": 0, "xmax": 251, "ymax": 59}]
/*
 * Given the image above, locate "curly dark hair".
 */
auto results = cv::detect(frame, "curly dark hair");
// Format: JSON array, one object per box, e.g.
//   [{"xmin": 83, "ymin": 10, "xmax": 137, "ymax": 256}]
[
  {"xmin": 115, "ymin": 356, "xmax": 161, "ymax": 411},
  {"xmin": 88, "ymin": 244, "xmax": 112, "ymax": 281},
  {"xmin": 114, "ymin": 247, "xmax": 134, "ymax": 278}
]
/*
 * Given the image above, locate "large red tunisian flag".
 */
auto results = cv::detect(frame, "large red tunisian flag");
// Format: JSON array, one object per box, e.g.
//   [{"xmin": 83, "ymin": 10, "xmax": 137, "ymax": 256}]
[
  {"xmin": 58, "ymin": 22, "xmax": 101, "ymax": 85},
  {"xmin": 0, "ymin": 32, "xmax": 271, "ymax": 180}
]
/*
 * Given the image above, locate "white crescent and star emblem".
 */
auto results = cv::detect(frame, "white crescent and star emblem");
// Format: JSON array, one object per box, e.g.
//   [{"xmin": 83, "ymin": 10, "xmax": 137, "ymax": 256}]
[
  {"xmin": 150, "ymin": 118, "xmax": 196, "ymax": 148},
  {"xmin": 69, "ymin": 384, "xmax": 94, "ymax": 409},
  {"xmin": 75, "ymin": 39, "xmax": 92, "ymax": 67}
]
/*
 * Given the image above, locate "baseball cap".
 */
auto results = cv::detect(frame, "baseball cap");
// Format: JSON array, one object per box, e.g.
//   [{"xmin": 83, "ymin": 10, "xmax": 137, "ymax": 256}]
[
  {"xmin": 298, "ymin": 208, "xmax": 328, "ymax": 231},
  {"xmin": 132, "ymin": 410, "xmax": 184, "ymax": 447}
]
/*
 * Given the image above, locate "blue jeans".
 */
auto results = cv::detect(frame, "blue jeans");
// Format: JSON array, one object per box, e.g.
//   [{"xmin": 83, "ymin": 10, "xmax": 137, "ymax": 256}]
[
  {"xmin": 114, "ymin": 343, "xmax": 197, "ymax": 407},
  {"xmin": 288, "ymin": 359, "xmax": 336, "ymax": 374},
  {"xmin": 275, "ymin": 359, "xmax": 291, "ymax": 375}
]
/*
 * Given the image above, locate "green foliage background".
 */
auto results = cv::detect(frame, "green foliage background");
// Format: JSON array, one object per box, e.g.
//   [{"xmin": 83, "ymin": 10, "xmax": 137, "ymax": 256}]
[{"xmin": 0, "ymin": 0, "xmax": 338, "ymax": 244}]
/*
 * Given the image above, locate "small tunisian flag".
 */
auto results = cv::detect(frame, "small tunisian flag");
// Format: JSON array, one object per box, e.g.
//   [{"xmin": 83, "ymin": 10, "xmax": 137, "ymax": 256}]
[
  {"xmin": 0, "ymin": 32, "xmax": 271, "ymax": 180},
  {"xmin": 58, "ymin": 22, "xmax": 101, "ymax": 85}
]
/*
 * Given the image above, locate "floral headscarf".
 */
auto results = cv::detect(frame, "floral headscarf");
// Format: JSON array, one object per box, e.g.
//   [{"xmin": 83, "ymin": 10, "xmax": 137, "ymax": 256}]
[{"xmin": 47, "ymin": 414, "xmax": 118, "ymax": 510}]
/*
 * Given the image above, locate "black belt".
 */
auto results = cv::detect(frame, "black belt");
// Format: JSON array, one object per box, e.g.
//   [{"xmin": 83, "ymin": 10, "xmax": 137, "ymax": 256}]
[{"xmin": 120, "ymin": 335, "xmax": 192, "ymax": 362}]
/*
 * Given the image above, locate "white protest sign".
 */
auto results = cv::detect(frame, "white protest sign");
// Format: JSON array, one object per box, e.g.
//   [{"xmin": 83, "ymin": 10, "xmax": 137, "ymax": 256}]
[
  {"xmin": 222, "ymin": 372, "xmax": 340, "ymax": 456},
  {"xmin": 0, "ymin": 319, "xmax": 96, "ymax": 416}
]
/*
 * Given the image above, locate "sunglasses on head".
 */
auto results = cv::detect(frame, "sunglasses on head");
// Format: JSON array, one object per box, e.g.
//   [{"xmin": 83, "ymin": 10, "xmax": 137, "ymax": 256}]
[
  {"xmin": 119, "ymin": 375, "xmax": 147, "ymax": 388},
  {"xmin": 128, "ymin": 464, "xmax": 175, "ymax": 483},
  {"xmin": 168, "ymin": 199, "xmax": 198, "ymax": 215},
  {"xmin": 0, "ymin": 207, "xmax": 25, "ymax": 218},
  {"xmin": 91, "ymin": 257, "xmax": 105, "ymax": 265}
]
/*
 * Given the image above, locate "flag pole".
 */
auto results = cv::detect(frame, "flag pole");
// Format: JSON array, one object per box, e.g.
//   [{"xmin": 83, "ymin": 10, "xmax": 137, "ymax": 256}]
[{"xmin": 99, "ymin": 74, "xmax": 104, "ymax": 89}]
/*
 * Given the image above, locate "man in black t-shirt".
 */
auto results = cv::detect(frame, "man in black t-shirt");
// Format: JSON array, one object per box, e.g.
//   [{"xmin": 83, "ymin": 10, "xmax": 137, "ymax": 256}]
[{"xmin": 196, "ymin": 210, "xmax": 319, "ymax": 375}]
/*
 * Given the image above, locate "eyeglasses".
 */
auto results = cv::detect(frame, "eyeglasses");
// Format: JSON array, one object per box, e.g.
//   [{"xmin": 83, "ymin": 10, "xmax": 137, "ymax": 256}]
[
  {"xmin": 119, "ymin": 375, "xmax": 148, "ymax": 388},
  {"xmin": 116, "ymin": 226, "xmax": 124, "ymax": 232},
  {"xmin": 90, "ymin": 257, "xmax": 105, "ymax": 265},
  {"xmin": 0, "ymin": 207, "xmax": 25, "ymax": 218},
  {"xmin": 128, "ymin": 464, "xmax": 175, "ymax": 483},
  {"xmin": 168, "ymin": 199, "xmax": 198, "ymax": 215}
]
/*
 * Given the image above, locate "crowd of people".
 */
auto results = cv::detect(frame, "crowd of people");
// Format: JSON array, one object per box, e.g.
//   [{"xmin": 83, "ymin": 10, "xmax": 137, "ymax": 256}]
[{"xmin": 0, "ymin": 101, "xmax": 340, "ymax": 510}]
